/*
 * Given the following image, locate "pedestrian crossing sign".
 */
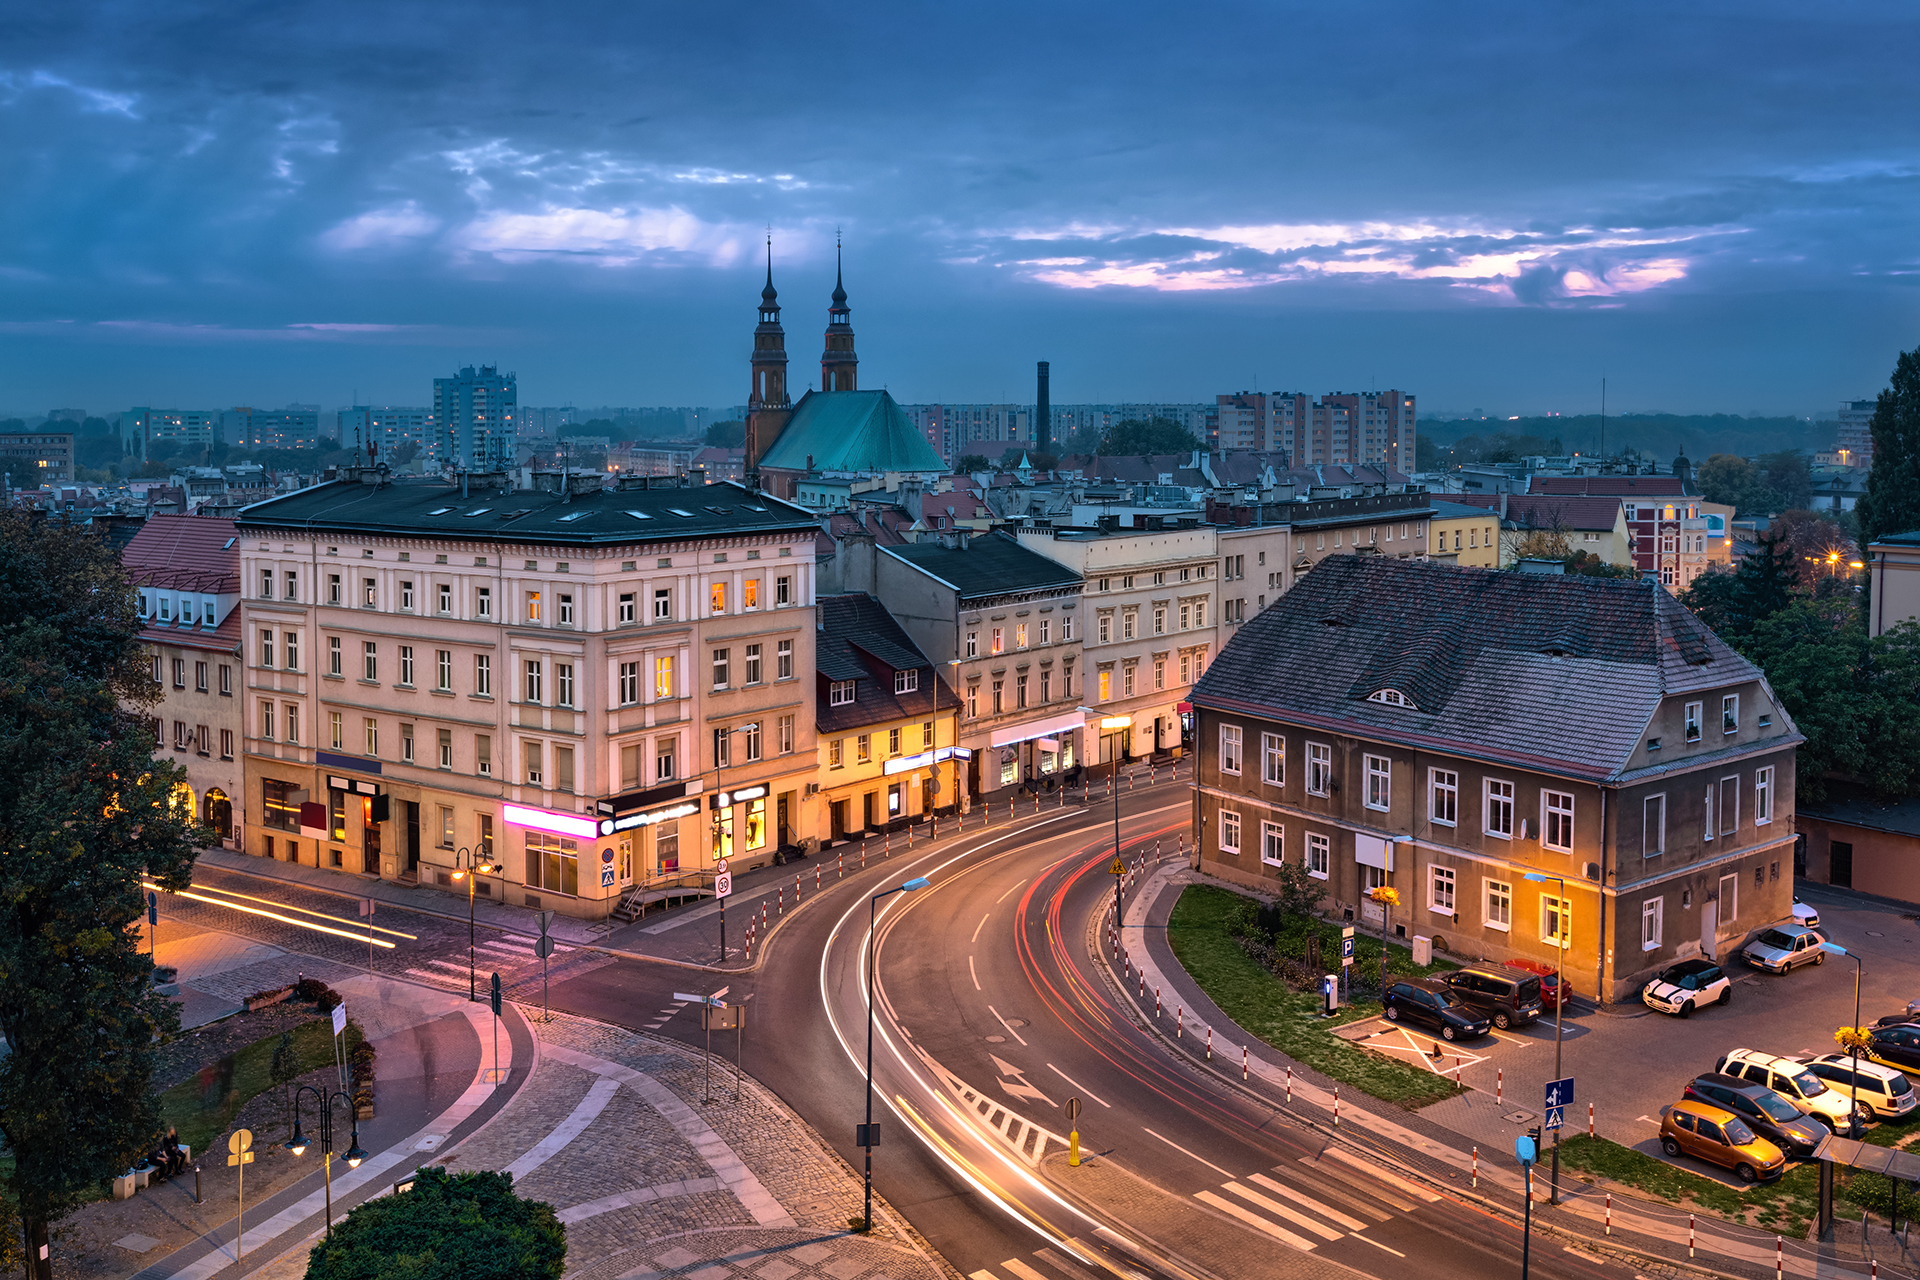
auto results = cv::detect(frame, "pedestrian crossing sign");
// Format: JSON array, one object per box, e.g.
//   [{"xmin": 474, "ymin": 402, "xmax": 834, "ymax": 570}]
[{"xmin": 1544, "ymin": 1105, "xmax": 1565, "ymax": 1131}]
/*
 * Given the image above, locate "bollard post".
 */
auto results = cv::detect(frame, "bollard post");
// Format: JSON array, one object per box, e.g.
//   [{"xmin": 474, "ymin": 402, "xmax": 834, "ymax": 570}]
[
  {"xmin": 778, "ymin": 886, "xmax": 784, "ymax": 916},
  {"xmin": 1589, "ymin": 1101, "xmax": 1594, "ymax": 1138},
  {"xmin": 862, "ymin": 844, "xmax": 867, "ymax": 870},
  {"xmin": 838, "ymin": 852, "xmax": 844, "ymax": 879},
  {"xmin": 1286, "ymin": 1065, "xmax": 1292, "ymax": 1103},
  {"xmin": 796, "ymin": 873, "xmax": 802, "ymax": 902},
  {"xmin": 1776, "ymin": 1236, "xmax": 1782, "ymax": 1280},
  {"xmin": 1334, "ymin": 1083, "xmax": 1339, "ymax": 1127},
  {"xmin": 885, "ymin": 832, "xmax": 890, "ymax": 857},
  {"xmin": 1243, "ymin": 1045, "xmax": 1248, "ymax": 1081},
  {"xmin": 909, "ymin": 822, "xmax": 914, "ymax": 847},
  {"xmin": 1155, "ymin": 986, "xmax": 1161, "ymax": 1018},
  {"xmin": 1138, "ymin": 969, "xmax": 1144, "ymax": 999},
  {"xmin": 1206, "ymin": 1026, "xmax": 1212, "ymax": 1059},
  {"xmin": 1605, "ymin": 1192, "xmax": 1611, "ymax": 1236},
  {"xmin": 1689, "ymin": 1213, "xmax": 1695, "ymax": 1259},
  {"xmin": 1497, "ymin": 1067, "xmax": 1502, "ymax": 1106},
  {"xmin": 194, "ymin": 1164, "xmax": 202, "ymax": 1204},
  {"xmin": 1471, "ymin": 1146, "xmax": 1477, "ymax": 1188}
]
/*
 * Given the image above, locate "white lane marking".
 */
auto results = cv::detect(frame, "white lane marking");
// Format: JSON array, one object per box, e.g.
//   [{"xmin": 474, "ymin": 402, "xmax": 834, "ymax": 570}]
[
  {"xmin": 970, "ymin": 1272, "xmax": 997, "ymax": 1280},
  {"xmin": 971, "ymin": 956, "xmax": 981, "ymax": 991},
  {"xmin": 996, "ymin": 877, "xmax": 1031, "ymax": 904},
  {"xmin": 1350, "ymin": 1234, "xmax": 1406, "ymax": 1257},
  {"xmin": 972, "ymin": 914, "xmax": 991, "ymax": 944},
  {"xmin": 1194, "ymin": 1189, "xmax": 1318, "ymax": 1251},
  {"xmin": 1223, "ymin": 1182, "xmax": 1343, "ymax": 1241},
  {"xmin": 1047, "ymin": 1062, "xmax": 1112, "ymax": 1108},
  {"xmin": 987, "ymin": 1004, "xmax": 1028, "ymax": 1046},
  {"xmin": 989, "ymin": 1054, "xmax": 1056, "ymax": 1106},
  {"xmin": 1637, "ymin": 1115, "xmax": 1660, "ymax": 1125},
  {"xmin": 1033, "ymin": 1247, "xmax": 1104, "ymax": 1280},
  {"xmin": 1143, "ymin": 1127, "xmax": 1232, "ymax": 1178},
  {"xmin": 1247, "ymin": 1173, "xmax": 1369, "ymax": 1230},
  {"xmin": 502, "ymin": 1078, "xmax": 621, "ymax": 1179},
  {"xmin": 1002, "ymin": 1259, "xmax": 1055, "ymax": 1280}
]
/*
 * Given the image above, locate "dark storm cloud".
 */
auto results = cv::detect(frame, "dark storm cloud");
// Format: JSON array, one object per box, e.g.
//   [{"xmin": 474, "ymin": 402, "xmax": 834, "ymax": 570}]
[{"xmin": 0, "ymin": 1, "xmax": 1917, "ymax": 412}]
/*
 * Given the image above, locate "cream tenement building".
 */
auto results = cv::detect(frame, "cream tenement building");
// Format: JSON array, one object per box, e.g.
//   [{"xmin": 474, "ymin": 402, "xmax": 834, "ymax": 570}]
[{"xmin": 234, "ymin": 469, "xmax": 820, "ymax": 918}]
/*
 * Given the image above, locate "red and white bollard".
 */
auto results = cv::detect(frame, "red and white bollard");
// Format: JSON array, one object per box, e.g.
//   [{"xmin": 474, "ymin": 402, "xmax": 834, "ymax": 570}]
[
  {"xmin": 885, "ymin": 832, "xmax": 891, "ymax": 857},
  {"xmin": 1286, "ymin": 1065, "xmax": 1292, "ymax": 1103},
  {"xmin": 1334, "ymin": 1083, "xmax": 1340, "ymax": 1127},
  {"xmin": 1206, "ymin": 1026, "xmax": 1212, "ymax": 1060},
  {"xmin": 838, "ymin": 852, "xmax": 844, "ymax": 879},
  {"xmin": 1689, "ymin": 1213, "xmax": 1695, "ymax": 1259},
  {"xmin": 816, "ymin": 865, "xmax": 821, "ymax": 891},
  {"xmin": 1497, "ymin": 1067, "xmax": 1503, "ymax": 1106},
  {"xmin": 1588, "ymin": 1102, "xmax": 1594, "ymax": 1137},
  {"xmin": 1471, "ymin": 1145, "xmax": 1478, "ymax": 1188},
  {"xmin": 1138, "ymin": 969, "xmax": 1144, "ymax": 999},
  {"xmin": 1605, "ymin": 1192, "xmax": 1611, "ymax": 1236},
  {"xmin": 1775, "ymin": 1235, "xmax": 1782, "ymax": 1280},
  {"xmin": 862, "ymin": 844, "xmax": 868, "ymax": 869},
  {"xmin": 777, "ymin": 886, "xmax": 784, "ymax": 916},
  {"xmin": 762, "ymin": 902, "xmax": 768, "ymax": 931},
  {"xmin": 1155, "ymin": 986, "xmax": 1161, "ymax": 1018},
  {"xmin": 1177, "ymin": 1007, "xmax": 1183, "ymax": 1038},
  {"xmin": 795, "ymin": 873, "xmax": 802, "ymax": 903},
  {"xmin": 1242, "ymin": 1045, "xmax": 1248, "ymax": 1081}
]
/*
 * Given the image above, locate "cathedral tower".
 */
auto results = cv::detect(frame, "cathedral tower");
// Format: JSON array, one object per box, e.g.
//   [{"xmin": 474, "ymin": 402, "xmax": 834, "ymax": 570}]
[
  {"xmin": 745, "ymin": 238, "xmax": 792, "ymax": 478},
  {"xmin": 820, "ymin": 239, "xmax": 859, "ymax": 393}
]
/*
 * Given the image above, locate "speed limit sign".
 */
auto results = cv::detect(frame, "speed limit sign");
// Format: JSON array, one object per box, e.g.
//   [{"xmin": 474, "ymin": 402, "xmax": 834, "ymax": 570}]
[
  {"xmin": 715, "ymin": 872, "xmax": 733, "ymax": 898},
  {"xmin": 716, "ymin": 859, "xmax": 729, "ymax": 876}
]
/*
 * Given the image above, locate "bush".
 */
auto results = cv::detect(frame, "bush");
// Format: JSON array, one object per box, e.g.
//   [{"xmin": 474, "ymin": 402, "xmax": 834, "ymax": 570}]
[
  {"xmin": 304, "ymin": 1167, "xmax": 564, "ymax": 1280},
  {"xmin": 294, "ymin": 977, "xmax": 342, "ymax": 1011}
]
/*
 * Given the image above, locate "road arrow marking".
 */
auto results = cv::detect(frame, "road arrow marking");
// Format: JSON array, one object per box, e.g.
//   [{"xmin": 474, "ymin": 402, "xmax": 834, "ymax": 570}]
[{"xmin": 990, "ymin": 1053, "xmax": 1055, "ymax": 1106}]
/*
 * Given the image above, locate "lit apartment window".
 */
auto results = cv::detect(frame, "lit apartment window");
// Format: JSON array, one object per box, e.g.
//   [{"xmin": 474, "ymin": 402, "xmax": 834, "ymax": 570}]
[
  {"xmin": 744, "ymin": 579, "xmax": 760, "ymax": 609},
  {"xmin": 653, "ymin": 655, "xmax": 674, "ymax": 698},
  {"xmin": 526, "ymin": 591, "xmax": 541, "ymax": 623},
  {"xmin": 710, "ymin": 583, "xmax": 727, "ymax": 614}
]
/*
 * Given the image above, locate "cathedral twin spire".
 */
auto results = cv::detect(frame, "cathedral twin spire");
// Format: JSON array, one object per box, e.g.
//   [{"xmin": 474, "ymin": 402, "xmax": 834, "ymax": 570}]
[{"xmin": 751, "ymin": 235, "xmax": 857, "ymax": 404}]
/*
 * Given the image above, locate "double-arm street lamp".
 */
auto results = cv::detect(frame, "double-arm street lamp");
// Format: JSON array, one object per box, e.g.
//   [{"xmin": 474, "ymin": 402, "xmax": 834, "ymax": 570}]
[
  {"xmin": 450, "ymin": 846, "xmax": 498, "ymax": 1001},
  {"xmin": 1522, "ymin": 871, "xmax": 1568, "ymax": 1203},
  {"xmin": 861, "ymin": 876, "xmax": 930, "ymax": 1233},
  {"xmin": 285, "ymin": 1085, "xmax": 368, "ymax": 1238}
]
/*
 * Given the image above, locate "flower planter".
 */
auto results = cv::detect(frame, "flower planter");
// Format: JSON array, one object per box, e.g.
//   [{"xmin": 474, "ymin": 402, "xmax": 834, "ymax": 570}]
[
  {"xmin": 355, "ymin": 1105, "xmax": 374, "ymax": 1121},
  {"xmin": 244, "ymin": 985, "xmax": 294, "ymax": 1012}
]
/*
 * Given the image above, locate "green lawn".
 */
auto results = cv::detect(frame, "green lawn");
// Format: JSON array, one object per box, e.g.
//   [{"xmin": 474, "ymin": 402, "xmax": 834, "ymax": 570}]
[
  {"xmin": 158, "ymin": 1016, "xmax": 364, "ymax": 1153},
  {"xmin": 1166, "ymin": 884, "xmax": 1462, "ymax": 1107}
]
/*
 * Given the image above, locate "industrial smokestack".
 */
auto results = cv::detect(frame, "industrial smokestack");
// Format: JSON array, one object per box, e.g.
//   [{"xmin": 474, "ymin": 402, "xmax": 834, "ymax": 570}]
[{"xmin": 1036, "ymin": 361, "xmax": 1051, "ymax": 455}]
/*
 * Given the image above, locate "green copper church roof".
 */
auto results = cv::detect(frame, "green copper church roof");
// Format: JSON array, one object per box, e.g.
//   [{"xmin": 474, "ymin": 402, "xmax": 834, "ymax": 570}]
[{"xmin": 759, "ymin": 389, "xmax": 945, "ymax": 474}]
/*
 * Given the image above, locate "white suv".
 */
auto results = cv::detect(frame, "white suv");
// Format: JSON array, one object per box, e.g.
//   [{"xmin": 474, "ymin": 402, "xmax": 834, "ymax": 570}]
[
  {"xmin": 1716, "ymin": 1049, "xmax": 1869, "ymax": 1132},
  {"xmin": 1798, "ymin": 1054, "xmax": 1917, "ymax": 1120}
]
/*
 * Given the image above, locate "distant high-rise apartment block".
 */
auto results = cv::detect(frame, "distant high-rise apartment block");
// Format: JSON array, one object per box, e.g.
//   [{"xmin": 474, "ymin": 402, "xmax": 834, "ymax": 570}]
[
  {"xmin": 119, "ymin": 408, "xmax": 222, "ymax": 460},
  {"xmin": 1212, "ymin": 389, "xmax": 1414, "ymax": 470},
  {"xmin": 433, "ymin": 365, "xmax": 518, "ymax": 470},
  {"xmin": 338, "ymin": 406, "xmax": 434, "ymax": 461},
  {"xmin": 901, "ymin": 404, "xmax": 1032, "ymax": 461},
  {"xmin": 1837, "ymin": 399, "xmax": 1875, "ymax": 468},
  {"xmin": 222, "ymin": 406, "xmax": 320, "ymax": 451},
  {"xmin": 0, "ymin": 432, "xmax": 74, "ymax": 482}
]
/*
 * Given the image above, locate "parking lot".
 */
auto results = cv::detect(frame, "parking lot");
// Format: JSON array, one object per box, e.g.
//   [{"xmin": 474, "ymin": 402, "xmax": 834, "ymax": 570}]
[{"xmin": 1374, "ymin": 884, "xmax": 1920, "ymax": 1163}]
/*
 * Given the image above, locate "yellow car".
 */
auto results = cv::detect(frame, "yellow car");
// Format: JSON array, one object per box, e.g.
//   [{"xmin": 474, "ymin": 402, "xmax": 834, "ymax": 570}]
[{"xmin": 1659, "ymin": 1100, "xmax": 1786, "ymax": 1183}]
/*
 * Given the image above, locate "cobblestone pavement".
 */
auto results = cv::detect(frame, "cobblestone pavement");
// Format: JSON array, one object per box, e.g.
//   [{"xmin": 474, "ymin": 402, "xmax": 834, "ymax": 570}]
[{"xmin": 431, "ymin": 1011, "xmax": 957, "ymax": 1280}]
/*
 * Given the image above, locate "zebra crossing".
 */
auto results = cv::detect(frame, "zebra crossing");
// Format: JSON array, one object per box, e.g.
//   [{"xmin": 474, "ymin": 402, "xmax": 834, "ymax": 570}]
[
  {"xmin": 967, "ymin": 1241, "xmax": 1108, "ymax": 1280},
  {"xmin": 1190, "ymin": 1161, "xmax": 1414, "ymax": 1256},
  {"xmin": 403, "ymin": 933, "xmax": 569, "ymax": 992}
]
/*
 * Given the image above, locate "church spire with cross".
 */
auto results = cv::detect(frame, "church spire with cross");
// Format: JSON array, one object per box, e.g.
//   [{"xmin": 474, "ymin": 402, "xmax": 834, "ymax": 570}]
[
  {"xmin": 745, "ymin": 232, "xmax": 792, "ymax": 481},
  {"xmin": 821, "ymin": 233, "xmax": 858, "ymax": 393}
]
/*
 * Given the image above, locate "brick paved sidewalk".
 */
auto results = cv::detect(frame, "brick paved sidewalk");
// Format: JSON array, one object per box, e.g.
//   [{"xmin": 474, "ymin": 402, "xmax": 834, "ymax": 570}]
[{"xmin": 244, "ymin": 1010, "xmax": 959, "ymax": 1280}]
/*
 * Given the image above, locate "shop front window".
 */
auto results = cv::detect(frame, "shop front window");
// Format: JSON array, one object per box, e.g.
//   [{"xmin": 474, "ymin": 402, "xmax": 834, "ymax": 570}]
[
  {"xmin": 711, "ymin": 809, "xmax": 734, "ymax": 861},
  {"xmin": 657, "ymin": 823, "xmax": 681, "ymax": 875},
  {"xmin": 525, "ymin": 830, "xmax": 579, "ymax": 896},
  {"xmin": 744, "ymin": 798, "xmax": 766, "ymax": 851}
]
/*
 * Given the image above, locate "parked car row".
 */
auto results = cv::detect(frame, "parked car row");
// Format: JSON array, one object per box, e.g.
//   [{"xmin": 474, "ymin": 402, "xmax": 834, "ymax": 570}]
[
  {"xmin": 1638, "ymin": 920, "xmax": 1829, "ymax": 1019},
  {"xmin": 1381, "ymin": 961, "xmax": 1559, "ymax": 1040}
]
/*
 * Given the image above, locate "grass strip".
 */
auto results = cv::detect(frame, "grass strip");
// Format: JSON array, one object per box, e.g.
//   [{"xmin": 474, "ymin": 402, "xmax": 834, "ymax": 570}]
[
  {"xmin": 157, "ymin": 1016, "xmax": 364, "ymax": 1153},
  {"xmin": 1167, "ymin": 884, "xmax": 1461, "ymax": 1107}
]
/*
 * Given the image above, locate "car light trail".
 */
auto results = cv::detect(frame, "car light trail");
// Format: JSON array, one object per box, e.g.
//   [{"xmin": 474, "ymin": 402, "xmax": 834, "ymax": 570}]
[
  {"xmin": 165, "ymin": 881, "xmax": 418, "ymax": 939},
  {"xmin": 143, "ymin": 882, "xmax": 401, "ymax": 948}
]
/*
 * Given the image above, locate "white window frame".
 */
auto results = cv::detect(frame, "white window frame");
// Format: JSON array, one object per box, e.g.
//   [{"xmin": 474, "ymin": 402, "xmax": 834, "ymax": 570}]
[
  {"xmin": 895, "ymin": 669, "xmax": 919, "ymax": 694},
  {"xmin": 1718, "ymin": 774, "xmax": 1739, "ymax": 837},
  {"xmin": 1305, "ymin": 831, "xmax": 1330, "ymax": 879},
  {"xmin": 1261, "ymin": 733, "xmax": 1284, "ymax": 786},
  {"xmin": 1306, "ymin": 741, "xmax": 1332, "ymax": 796},
  {"xmin": 1219, "ymin": 808, "xmax": 1241, "ymax": 856},
  {"xmin": 1429, "ymin": 768, "xmax": 1458, "ymax": 826},
  {"xmin": 1754, "ymin": 766, "xmax": 1774, "ymax": 825},
  {"xmin": 1261, "ymin": 821, "xmax": 1284, "ymax": 867},
  {"xmin": 1722, "ymin": 693, "xmax": 1739, "ymax": 735},
  {"xmin": 1429, "ymin": 865, "xmax": 1456, "ymax": 914},
  {"xmin": 1485, "ymin": 878, "xmax": 1512, "ymax": 931},
  {"xmin": 1542, "ymin": 790, "xmax": 1575, "ymax": 853},
  {"xmin": 1220, "ymin": 724, "xmax": 1242, "ymax": 775},
  {"xmin": 1484, "ymin": 778, "xmax": 1514, "ymax": 839},
  {"xmin": 1541, "ymin": 894, "xmax": 1571, "ymax": 950},
  {"xmin": 1641, "ymin": 897, "xmax": 1664, "ymax": 951},
  {"xmin": 829, "ymin": 679, "xmax": 856, "ymax": 707},
  {"xmin": 1684, "ymin": 700, "xmax": 1703, "ymax": 742},
  {"xmin": 1363, "ymin": 754, "xmax": 1391, "ymax": 811}
]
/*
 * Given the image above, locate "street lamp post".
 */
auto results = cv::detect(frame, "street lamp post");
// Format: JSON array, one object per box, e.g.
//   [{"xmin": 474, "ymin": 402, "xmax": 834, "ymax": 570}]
[
  {"xmin": 1080, "ymin": 711, "xmax": 1132, "ymax": 928},
  {"xmin": 1523, "ymin": 871, "xmax": 1567, "ymax": 1204},
  {"xmin": 450, "ymin": 847, "xmax": 497, "ymax": 1001},
  {"xmin": 284, "ymin": 1085, "xmax": 368, "ymax": 1238},
  {"xmin": 861, "ymin": 876, "xmax": 930, "ymax": 1233},
  {"xmin": 1821, "ymin": 941, "xmax": 1868, "ymax": 1132}
]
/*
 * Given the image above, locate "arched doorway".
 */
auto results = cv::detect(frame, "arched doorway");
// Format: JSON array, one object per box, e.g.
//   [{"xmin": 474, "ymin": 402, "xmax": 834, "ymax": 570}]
[{"xmin": 204, "ymin": 788, "xmax": 232, "ymax": 840}]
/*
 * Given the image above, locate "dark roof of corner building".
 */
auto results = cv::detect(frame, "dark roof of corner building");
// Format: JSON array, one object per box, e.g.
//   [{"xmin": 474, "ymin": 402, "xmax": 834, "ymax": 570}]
[
  {"xmin": 816, "ymin": 593, "xmax": 962, "ymax": 732},
  {"xmin": 1453, "ymin": 493, "xmax": 1624, "ymax": 531},
  {"xmin": 1430, "ymin": 499, "xmax": 1496, "ymax": 521},
  {"xmin": 758, "ymin": 390, "xmax": 946, "ymax": 474},
  {"xmin": 882, "ymin": 532, "xmax": 1084, "ymax": 602},
  {"xmin": 1797, "ymin": 782, "xmax": 1920, "ymax": 838},
  {"xmin": 1530, "ymin": 475, "xmax": 1688, "ymax": 497},
  {"xmin": 1868, "ymin": 529, "xmax": 1920, "ymax": 548},
  {"xmin": 1191, "ymin": 556, "xmax": 1797, "ymax": 782},
  {"xmin": 232, "ymin": 477, "xmax": 817, "ymax": 546}
]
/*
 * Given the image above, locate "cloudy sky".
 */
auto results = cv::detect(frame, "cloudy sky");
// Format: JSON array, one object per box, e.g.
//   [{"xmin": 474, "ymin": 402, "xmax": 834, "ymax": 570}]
[{"xmin": 2, "ymin": 1, "xmax": 1916, "ymax": 418}]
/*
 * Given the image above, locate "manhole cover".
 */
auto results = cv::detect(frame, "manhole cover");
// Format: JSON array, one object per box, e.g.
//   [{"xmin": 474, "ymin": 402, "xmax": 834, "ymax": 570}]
[
  {"xmin": 984, "ymin": 1035, "xmax": 1005, "ymax": 1043},
  {"xmin": 1006, "ymin": 1018, "xmax": 1029, "ymax": 1027},
  {"xmin": 1503, "ymin": 1110, "xmax": 1535, "ymax": 1124},
  {"xmin": 1867, "ymin": 931, "xmax": 1885, "ymax": 937}
]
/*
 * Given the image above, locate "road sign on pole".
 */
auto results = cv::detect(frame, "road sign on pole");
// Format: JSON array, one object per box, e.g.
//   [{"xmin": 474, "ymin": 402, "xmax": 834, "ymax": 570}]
[
  {"xmin": 1544, "ymin": 1105, "xmax": 1565, "ymax": 1131},
  {"xmin": 1545, "ymin": 1077, "xmax": 1575, "ymax": 1109},
  {"xmin": 715, "ymin": 872, "xmax": 734, "ymax": 898},
  {"xmin": 1513, "ymin": 1133, "xmax": 1536, "ymax": 1166}
]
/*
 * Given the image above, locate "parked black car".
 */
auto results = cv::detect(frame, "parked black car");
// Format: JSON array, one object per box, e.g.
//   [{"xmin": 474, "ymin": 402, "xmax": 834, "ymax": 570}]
[
  {"xmin": 1438, "ymin": 963, "xmax": 1546, "ymax": 1030},
  {"xmin": 1382, "ymin": 980, "xmax": 1492, "ymax": 1042},
  {"xmin": 1682, "ymin": 1073, "xmax": 1827, "ymax": 1158}
]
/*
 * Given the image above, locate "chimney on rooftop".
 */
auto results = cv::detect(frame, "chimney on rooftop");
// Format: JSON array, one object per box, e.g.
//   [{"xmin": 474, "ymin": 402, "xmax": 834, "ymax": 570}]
[{"xmin": 1036, "ymin": 361, "xmax": 1051, "ymax": 455}]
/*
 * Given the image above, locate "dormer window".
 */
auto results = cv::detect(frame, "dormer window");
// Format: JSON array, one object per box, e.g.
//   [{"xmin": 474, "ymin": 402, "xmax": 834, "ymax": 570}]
[
  {"xmin": 1367, "ymin": 688, "xmax": 1412, "ymax": 708},
  {"xmin": 829, "ymin": 680, "xmax": 857, "ymax": 706},
  {"xmin": 895, "ymin": 669, "xmax": 920, "ymax": 694}
]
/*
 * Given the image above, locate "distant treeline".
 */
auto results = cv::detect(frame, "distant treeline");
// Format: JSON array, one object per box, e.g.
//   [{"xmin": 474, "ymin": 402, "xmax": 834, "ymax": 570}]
[{"xmin": 1420, "ymin": 413, "xmax": 1832, "ymax": 461}]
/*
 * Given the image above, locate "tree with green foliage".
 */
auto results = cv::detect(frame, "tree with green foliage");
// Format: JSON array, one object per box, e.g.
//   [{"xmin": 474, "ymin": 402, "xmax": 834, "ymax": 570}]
[
  {"xmin": 1678, "ymin": 568, "xmax": 1741, "ymax": 634},
  {"xmin": 0, "ymin": 513, "xmax": 201, "ymax": 1277},
  {"xmin": 1097, "ymin": 418, "xmax": 1200, "ymax": 457},
  {"xmin": 304, "ymin": 1167, "xmax": 565, "ymax": 1280},
  {"xmin": 954, "ymin": 455, "xmax": 989, "ymax": 473},
  {"xmin": 1757, "ymin": 450, "xmax": 1813, "ymax": 511},
  {"xmin": 703, "ymin": 420, "xmax": 746, "ymax": 448},
  {"xmin": 1734, "ymin": 530, "xmax": 1800, "ymax": 627},
  {"xmin": 1856, "ymin": 344, "xmax": 1920, "ymax": 554},
  {"xmin": 1736, "ymin": 598, "xmax": 1873, "ymax": 802},
  {"xmin": 1695, "ymin": 453, "xmax": 1786, "ymax": 515}
]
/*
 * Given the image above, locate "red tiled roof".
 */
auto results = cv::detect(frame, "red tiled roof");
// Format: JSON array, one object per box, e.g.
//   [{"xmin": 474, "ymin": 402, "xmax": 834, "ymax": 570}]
[{"xmin": 121, "ymin": 515, "xmax": 240, "ymax": 592}]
